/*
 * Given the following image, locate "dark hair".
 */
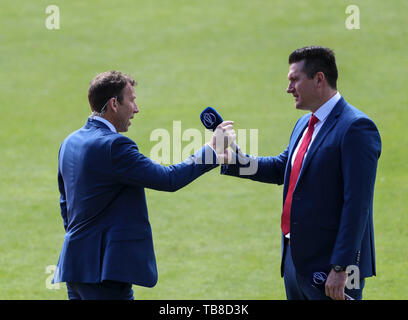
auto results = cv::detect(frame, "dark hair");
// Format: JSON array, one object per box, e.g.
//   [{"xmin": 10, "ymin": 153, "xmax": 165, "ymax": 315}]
[
  {"xmin": 288, "ymin": 46, "xmax": 338, "ymax": 89},
  {"xmin": 88, "ymin": 71, "xmax": 136, "ymax": 112}
]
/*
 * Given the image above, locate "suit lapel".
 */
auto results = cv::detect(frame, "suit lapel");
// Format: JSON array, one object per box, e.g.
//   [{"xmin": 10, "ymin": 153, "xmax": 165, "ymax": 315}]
[{"xmin": 296, "ymin": 98, "xmax": 346, "ymax": 183}]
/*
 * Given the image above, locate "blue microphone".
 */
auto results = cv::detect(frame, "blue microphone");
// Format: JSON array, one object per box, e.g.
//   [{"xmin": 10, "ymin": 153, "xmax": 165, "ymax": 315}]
[
  {"xmin": 200, "ymin": 107, "xmax": 243, "ymax": 156},
  {"xmin": 200, "ymin": 106, "xmax": 223, "ymax": 130}
]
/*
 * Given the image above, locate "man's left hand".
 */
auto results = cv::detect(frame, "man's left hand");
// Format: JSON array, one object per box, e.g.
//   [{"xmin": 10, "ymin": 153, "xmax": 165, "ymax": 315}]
[{"xmin": 325, "ymin": 269, "xmax": 348, "ymax": 300}]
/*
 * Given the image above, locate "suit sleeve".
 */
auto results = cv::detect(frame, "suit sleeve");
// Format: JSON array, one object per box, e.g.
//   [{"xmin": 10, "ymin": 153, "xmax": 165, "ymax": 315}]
[
  {"xmin": 220, "ymin": 146, "xmax": 288, "ymax": 185},
  {"xmin": 220, "ymin": 116, "xmax": 306, "ymax": 184},
  {"xmin": 110, "ymin": 136, "xmax": 218, "ymax": 192},
  {"xmin": 330, "ymin": 118, "xmax": 381, "ymax": 267},
  {"xmin": 57, "ymin": 151, "xmax": 68, "ymax": 231}
]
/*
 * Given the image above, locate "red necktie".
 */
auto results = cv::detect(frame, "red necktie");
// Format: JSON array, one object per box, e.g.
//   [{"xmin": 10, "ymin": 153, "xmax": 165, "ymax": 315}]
[{"xmin": 281, "ymin": 115, "xmax": 319, "ymax": 235}]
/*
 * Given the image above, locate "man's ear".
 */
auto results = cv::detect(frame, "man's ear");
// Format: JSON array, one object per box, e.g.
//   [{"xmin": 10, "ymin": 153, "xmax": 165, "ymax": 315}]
[
  {"xmin": 110, "ymin": 98, "xmax": 119, "ymax": 112},
  {"xmin": 315, "ymin": 71, "xmax": 325, "ymax": 87}
]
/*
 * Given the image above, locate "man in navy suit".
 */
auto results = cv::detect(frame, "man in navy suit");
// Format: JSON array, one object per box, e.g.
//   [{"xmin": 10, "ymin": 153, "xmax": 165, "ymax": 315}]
[
  {"xmin": 53, "ymin": 71, "xmax": 235, "ymax": 299},
  {"xmin": 220, "ymin": 46, "xmax": 381, "ymax": 300}
]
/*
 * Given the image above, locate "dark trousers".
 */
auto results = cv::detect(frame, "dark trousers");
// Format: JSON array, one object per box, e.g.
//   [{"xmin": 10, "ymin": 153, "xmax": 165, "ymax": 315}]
[
  {"xmin": 66, "ymin": 280, "xmax": 134, "ymax": 300},
  {"xmin": 283, "ymin": 241, "xmax": 365, "ymax": 300}
]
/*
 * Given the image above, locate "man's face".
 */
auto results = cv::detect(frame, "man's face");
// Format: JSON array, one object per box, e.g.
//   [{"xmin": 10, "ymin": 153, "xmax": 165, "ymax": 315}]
[
  {"xmin": 116, "ymin": 83, "xmax": 139, "ymax": 132},
  {"xmin": 286, "ymin": 60, "xmax": 318, "ymax": 111}
]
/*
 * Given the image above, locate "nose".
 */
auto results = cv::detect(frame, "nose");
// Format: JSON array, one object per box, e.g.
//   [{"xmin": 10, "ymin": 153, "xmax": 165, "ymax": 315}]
[
  {"xmin": 286, "ymin": 84, "xmax": 294, "ymax": 94},
  {"xmin": 134, "ymin": 104, "xmax": 139, "ymax": 113}
]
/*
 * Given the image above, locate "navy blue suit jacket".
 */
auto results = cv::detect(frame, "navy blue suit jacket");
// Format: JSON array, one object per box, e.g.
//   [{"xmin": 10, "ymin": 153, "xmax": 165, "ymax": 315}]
[
  {"xmin": 222, "ymin": 98, "xmax": 381, "ymax": 278},
  {"xmin": 53, "ymin": 118, "xmax": 218, "ymax": 287}
]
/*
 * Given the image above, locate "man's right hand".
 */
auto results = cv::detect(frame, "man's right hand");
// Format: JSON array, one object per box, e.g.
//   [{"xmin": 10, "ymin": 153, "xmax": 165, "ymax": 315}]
[{"xmin": 208, "ymin": 121, "xmax": 236, "ymax": 154}]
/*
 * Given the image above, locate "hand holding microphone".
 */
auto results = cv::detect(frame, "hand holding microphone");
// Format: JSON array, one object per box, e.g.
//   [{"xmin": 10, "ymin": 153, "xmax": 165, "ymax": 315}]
[
  {"xmin": 210, "ymin": 121, "xmax": 236, "ymax": 153},
  {"xmin": 200, "ymin": 107, "xmax": 243, "ymax": 162}
]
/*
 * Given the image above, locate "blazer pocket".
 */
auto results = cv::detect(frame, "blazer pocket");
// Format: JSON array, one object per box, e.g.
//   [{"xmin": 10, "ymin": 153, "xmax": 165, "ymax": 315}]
[{"xmin": 109, "ymin": 227, "xmax": 150, "ymax": 241}]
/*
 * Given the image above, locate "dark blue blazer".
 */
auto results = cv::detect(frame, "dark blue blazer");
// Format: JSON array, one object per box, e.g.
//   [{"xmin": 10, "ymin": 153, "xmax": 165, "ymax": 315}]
[
  {"xmin": 222, "ymin": 98, "xmax": 381, "ymax": 278},
  {"xmin": 53, "ymin": 118, "xmax": 218, "ymax": 287}
]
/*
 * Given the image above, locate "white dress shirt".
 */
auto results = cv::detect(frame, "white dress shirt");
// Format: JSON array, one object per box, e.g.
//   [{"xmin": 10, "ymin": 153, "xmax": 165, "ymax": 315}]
[{"xmin": 286, "ymin": 91, "xmax": 341, "ymax": 239}]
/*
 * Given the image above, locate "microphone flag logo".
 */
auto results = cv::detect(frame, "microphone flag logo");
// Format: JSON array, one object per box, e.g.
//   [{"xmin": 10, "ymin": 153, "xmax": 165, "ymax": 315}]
[{"xmin": 202, "ymin": 112, "xmax": 217, "ymax": 129}]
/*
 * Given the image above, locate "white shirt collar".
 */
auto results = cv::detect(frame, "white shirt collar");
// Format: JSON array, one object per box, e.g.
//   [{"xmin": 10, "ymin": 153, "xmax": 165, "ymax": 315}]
[
  {"xmin": 313, "ymin": 91, "xmax": 341, "ymax": 122},
  {"xmin": 90, "ymin": 115, "xmax": 117, "ymax": 133}
]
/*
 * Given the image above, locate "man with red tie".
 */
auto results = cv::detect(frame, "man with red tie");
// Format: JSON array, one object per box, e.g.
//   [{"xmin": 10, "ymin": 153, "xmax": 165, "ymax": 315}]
[{"xmin": 220, "ymin": 46, "xmax": 381, "ymax": 300}]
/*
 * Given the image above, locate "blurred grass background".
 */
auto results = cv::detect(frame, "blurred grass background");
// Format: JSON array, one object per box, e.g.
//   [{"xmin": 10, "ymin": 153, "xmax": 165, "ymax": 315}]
[{"xmin": 0, "ymin": 0, "xmax": 407, "ymax": 299}]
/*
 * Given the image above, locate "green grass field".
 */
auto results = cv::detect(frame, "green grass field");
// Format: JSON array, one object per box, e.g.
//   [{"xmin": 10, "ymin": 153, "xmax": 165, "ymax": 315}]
[{"xmin": 0, "ymin": 0, "xmax": 407, "ymax": 299}]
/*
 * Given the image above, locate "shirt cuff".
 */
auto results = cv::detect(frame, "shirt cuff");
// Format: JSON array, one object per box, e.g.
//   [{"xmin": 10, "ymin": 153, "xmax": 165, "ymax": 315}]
[{"xmin": 206, "ymin": 143, "xmax": 219, "ymax": 161}]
